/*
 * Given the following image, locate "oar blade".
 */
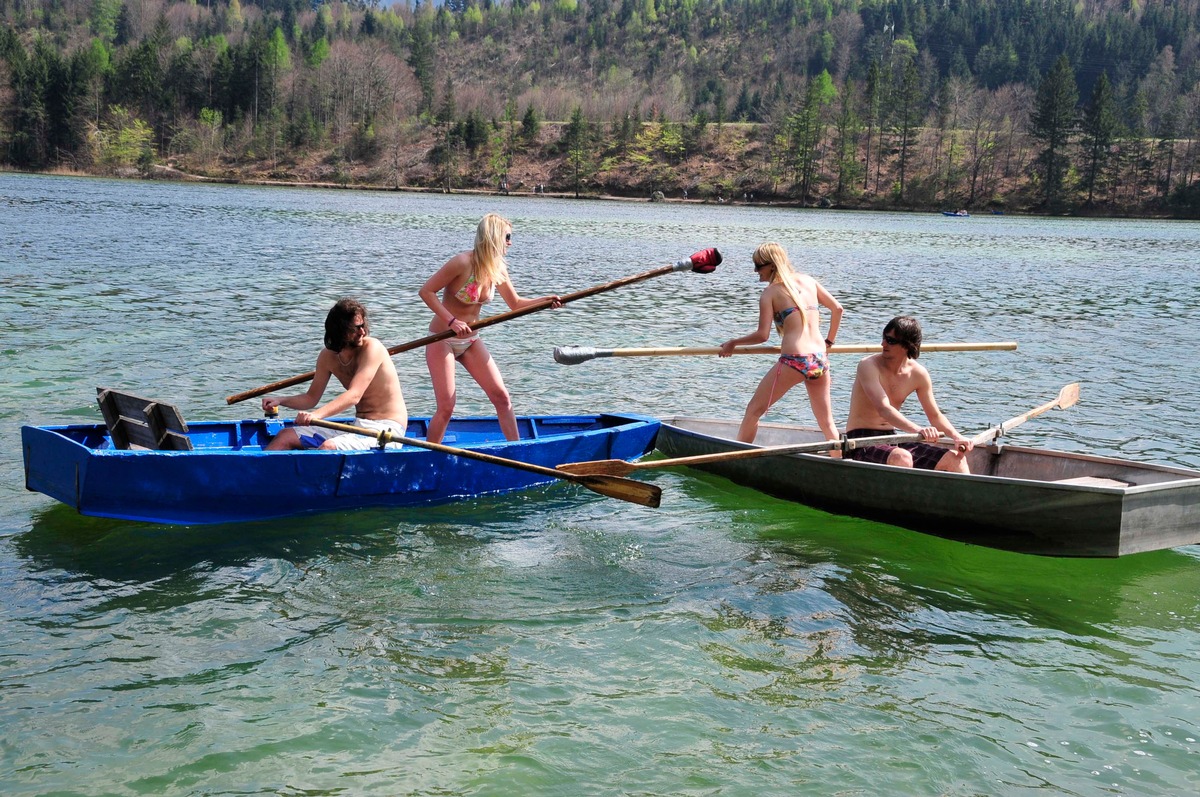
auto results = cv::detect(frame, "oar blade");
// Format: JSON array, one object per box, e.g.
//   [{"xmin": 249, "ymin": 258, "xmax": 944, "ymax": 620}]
[
  {"xmin": 557, "ymin": 459, "xmax": 637, "ymax": 476},
  {"xmin": 970, "ymin": 382, "xmax": 1082, "ymax": 446},
  {"xmin": 576, "ymin": 474, "xmax": 662, "ymax": 507},
  {"xmin": 553, "ymin": 346, "xmax": 598, "ymax": 365},
  {"xmin": 1058, "ymin": 382, "xmax": 1080, "ymax": 410},
  {"xmin": 683, "ymin": 247, "xmax": 722, "ymax": 273}
]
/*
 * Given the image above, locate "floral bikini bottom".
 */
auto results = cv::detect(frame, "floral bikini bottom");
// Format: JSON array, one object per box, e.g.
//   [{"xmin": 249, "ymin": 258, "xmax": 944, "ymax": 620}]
[{"xmin": 778, "ymin": 352, "xmax": 829, "ymax": 381}]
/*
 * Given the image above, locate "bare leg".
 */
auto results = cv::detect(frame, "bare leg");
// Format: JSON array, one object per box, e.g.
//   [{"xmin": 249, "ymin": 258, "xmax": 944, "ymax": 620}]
[
  {"xmin": 458, "ymin": 341, "xmax": 519, "ymax": 441},
  {"xmin": 265, "ymin": 427, "xmax": 302, "ymax": 451},
  {"xmin": 425, "ymin": 341, "xmax": 458, "ymax": 444},
  {"xmin": 803, "ymin": 372, "xmax": 839, "ymax": 443},
  {"xmin": 935, "ymin": 449, "xmax": 971, "ymax": 474},
  {"xmin": 736, "ymin": 363, "xmax": 804, "ymax": 443}
]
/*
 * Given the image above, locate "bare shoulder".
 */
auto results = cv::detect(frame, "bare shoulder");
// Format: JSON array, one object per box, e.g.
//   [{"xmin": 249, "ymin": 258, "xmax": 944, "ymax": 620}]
[
  {"xmin": 853, "ymin": 354, "xmax": 881, "ymax": 383},
  {"xmin": 361, "ymin": 337, "xmax": 389, "ymax": 358},
  {"xmin": 314, "ymin": 346, "xmax": 338, "ymax": 370},
  {"xmin": 857, "ymin": 353, "xmax": 883, "ymax": 372},
  {"xmin": 906, "ymin": 359, "xmax": 934, "ymax": 387},
  {"xmin": 445, "ymin": 250, "xmax": 473, "ymax": 272},
  {"xmin": 794, "ymin": 272, "xmax": 818, "ymax": 290}
]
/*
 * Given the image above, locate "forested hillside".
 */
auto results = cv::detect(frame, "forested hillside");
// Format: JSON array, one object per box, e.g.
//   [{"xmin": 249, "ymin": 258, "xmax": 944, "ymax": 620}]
[{"xmin": 3, "ymin": 0, "xmax": 1199, "ymax": 215}]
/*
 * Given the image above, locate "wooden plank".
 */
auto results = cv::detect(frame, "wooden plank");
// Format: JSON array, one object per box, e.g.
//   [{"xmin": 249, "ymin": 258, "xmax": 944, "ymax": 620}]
[
  {"xmin": 95, "ymin": 388, "xmax": 130, "ymax": 449},
  {"xmin": 1052, "ymin": 476, "xmax": 1130, "ymax": 488},
  {"xmin": 144, "ymin": 401, "xmax": 192, "ymax": 451},
  {"xmin": 96, "ymin": 387, "xmax": 192, "ymax": 451}
]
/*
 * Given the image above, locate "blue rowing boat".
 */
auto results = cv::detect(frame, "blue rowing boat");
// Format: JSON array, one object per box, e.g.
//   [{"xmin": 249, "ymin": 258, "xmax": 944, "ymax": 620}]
[{"xmin": 22, "ymin": 413, "xmax": 660, "ymax": 525}]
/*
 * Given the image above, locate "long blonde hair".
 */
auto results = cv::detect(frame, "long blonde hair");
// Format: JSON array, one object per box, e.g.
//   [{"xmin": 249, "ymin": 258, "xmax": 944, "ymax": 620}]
[
  {"xmin": 470, "ymin": 213, "xmax": 511, "ymax": 289},
  {"xmin": 753, "ymin": 242, "xmax": 805, "ymax": 328}
]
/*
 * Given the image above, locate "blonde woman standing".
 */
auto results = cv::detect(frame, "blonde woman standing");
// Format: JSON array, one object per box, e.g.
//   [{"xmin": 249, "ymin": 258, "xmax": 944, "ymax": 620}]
[
  {"xmin": 719, "ymin": 243, "xmax": 843, "ymax": 444},
  {"xmin": 419, "ymin": 213, "xmax": 561, "ymax": 444}
]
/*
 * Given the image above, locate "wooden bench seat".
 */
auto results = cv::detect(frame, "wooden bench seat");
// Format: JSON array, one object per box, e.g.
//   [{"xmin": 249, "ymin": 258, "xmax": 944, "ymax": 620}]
[
  {"xmin": 1052, "ymin": 476, "xmax": 1130, "ymax": 488},
  {"xmin": 96, "ymin": 387, "xmax": 192, "ymax": 451}
]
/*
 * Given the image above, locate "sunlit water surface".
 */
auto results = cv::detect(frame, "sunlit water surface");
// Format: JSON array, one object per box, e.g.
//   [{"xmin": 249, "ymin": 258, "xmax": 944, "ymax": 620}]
[{"xmin": 2, "ymin": 173, "xmax": 1198, "ymax": 795}]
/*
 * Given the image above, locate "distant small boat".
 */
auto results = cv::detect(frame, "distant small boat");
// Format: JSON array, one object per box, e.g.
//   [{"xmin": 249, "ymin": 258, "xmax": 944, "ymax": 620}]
[{"xmin": 941, "ymin": 210, "xmax": 970, "ymax": 217}]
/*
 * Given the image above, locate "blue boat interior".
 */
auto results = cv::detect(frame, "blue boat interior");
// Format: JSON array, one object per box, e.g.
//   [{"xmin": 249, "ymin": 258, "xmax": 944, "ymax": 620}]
[{"xmin": 49, "ymin": 414, "xmax": 639, "ymax": 452}]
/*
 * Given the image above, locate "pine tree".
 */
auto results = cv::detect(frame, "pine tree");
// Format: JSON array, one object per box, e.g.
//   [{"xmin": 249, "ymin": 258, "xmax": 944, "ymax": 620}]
[
  {"xmin": 1031, "ymin": 54, "xmax": 1079, "ymax": 209},
  {"xmin": 863, "ymin": 61, "xmax": 881, "ymax": 193},
  {"xmin": 408, "ymin": 21, "xmax": 436, "ymax": 115},
  {"xmin": 1079, "ymin": 72, "xmax": 1120, "ymax": 206},
  {"xmin": 894, "ymin": 59, "xmax": 922, "ymax": 203},
  {"xmin": 562, "ymin": 106, "xmax": 594, "ymax": 198},
  {"xmin": 521, "ymin": 104, "xmax": 540, "ymax": 147},
  {"xmin": 833, "ymin": 80, "xmax": 863, "ymax": 202},
  {"xmin": 1156, "ymin": 99, "xmax": 1182, "ymax": 199},
  {"xmin": 436, "ymin": 79, "xmax": 457, "ymax": 191}
]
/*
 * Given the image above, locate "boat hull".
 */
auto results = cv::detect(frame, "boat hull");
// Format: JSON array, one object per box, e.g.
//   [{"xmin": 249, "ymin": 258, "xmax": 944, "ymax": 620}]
[
  {"xmin": 657, "ymin": 418, "xmax": 1200, "ymax": 557},
  {"xmin": 23, "ymin": 414, "xmax": 660, "ymax": 525}
]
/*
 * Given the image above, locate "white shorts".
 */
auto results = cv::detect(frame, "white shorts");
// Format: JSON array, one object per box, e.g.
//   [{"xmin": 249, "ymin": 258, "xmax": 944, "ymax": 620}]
[{"xmin": 294, "ymin": 418, "xmax": 407, "ymax": 450}]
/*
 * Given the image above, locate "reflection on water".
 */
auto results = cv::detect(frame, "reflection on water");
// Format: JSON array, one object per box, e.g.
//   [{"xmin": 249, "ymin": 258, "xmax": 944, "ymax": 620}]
[
  {"xmin": 3, "ymin": 174, "xmax": 1199, "ymax": 795},
  {"xmin": 669, "ymin": 468, "xmax": 1200, "ymax": 635}
]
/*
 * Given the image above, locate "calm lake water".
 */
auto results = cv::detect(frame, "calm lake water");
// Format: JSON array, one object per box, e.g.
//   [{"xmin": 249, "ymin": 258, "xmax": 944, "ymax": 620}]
[{"xmin": 2, "ymin": 172, "xmax": 1198, "ymax": 795}]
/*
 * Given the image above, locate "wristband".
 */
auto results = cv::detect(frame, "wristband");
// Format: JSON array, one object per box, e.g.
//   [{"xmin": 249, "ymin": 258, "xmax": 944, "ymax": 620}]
[{"xmin": 825, "ymin": 338, "xmax": 834, "ymax": 346}]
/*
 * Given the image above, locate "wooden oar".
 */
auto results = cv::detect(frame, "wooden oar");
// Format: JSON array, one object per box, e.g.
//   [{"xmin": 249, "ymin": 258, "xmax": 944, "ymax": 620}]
[
  {"xmin": 306, "ymin": 418, "xmax": 662, "ymax": 508},
  {"xmin": 970, "ymin": 382, "xmax": 1080, "ymax": 447},
  {"xmin": 553, "ymin": 341, "xmax": 1018, "ymax": 364},
  {"xmin": 226, "ymin": 248, "xmax": 723, "ymax": 405},
  {"xmin": 556, "ymin": 431, "xmax": 914, "ymax": 477}
]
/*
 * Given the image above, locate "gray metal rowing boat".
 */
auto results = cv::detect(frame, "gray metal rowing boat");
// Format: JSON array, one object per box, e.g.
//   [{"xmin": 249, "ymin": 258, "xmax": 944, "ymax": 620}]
[{"xmin": 656, "ymin": 417, "xmax": 1200, "ymax": 557}]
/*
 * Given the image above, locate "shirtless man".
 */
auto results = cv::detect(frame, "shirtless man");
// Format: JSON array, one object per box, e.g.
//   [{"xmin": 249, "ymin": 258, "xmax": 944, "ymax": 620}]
[
  {"xmin": 843, "ymin": 316, "xmax": 972, "ymax": 472},
  {"xmin": 261, "ymin": 298, "xmax": 408, "ymax": 451}
]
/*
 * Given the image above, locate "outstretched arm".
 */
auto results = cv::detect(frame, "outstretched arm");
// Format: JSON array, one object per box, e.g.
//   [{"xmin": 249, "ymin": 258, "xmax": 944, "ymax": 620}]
[
  {"xmin": 496, "ymin": 280, "xmax": 561, "ymax": 311},
  {"xmin": 719, "ymin": 290, "xmax": 774, "ymax": 356},
  {"xmin": 261, "ymin": 352, "xmax": 334, "ymax": 414},
  {"xmin": 915, "ymin": 374, "xmax": 972, "ymax": 451}
]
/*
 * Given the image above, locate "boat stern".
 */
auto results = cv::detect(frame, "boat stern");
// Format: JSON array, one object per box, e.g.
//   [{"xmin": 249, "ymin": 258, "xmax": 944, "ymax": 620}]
[{"xmin": 22, "ymin": 425, "xmax": 92, "ymax": 512}]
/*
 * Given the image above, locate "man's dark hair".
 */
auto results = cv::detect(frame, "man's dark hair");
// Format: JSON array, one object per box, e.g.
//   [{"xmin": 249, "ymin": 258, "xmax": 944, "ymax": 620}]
[
  {"xmin": 324, "ymin": 298, "xmax": 368, "ymax": 351},
  {"xmin": 884, "ymin": 315, "xmax": 922, "ymax": 359}
]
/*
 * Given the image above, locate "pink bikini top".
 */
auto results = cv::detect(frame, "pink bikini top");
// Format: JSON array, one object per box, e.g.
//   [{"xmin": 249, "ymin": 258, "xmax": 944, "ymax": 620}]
[{"xmin": 453, "ymin": 272, "xmax": 496, "ymax": 305}]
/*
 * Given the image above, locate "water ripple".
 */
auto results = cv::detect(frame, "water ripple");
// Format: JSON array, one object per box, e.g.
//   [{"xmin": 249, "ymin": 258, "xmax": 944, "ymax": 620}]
[{"xmin": 2, "ymin": 173, "xmax": 1199, "ymax": 795}]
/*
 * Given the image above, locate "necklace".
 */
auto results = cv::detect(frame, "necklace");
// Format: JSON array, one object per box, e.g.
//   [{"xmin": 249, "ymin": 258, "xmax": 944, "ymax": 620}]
[{"xmin": 336, "ymin": 349, "xmax": 356, "ymax": 368}]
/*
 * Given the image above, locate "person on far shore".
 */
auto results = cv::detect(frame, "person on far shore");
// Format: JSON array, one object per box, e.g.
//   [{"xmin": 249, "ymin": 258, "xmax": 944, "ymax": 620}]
[
  {"xmin": 419, "ymin": 213, "xmax": 562, "ymax": 444},
  {"xmin": 842, "ymin": 315, "xmax": 972, "ymax": 472},
  {"xmin": 261, "ymin": 298, "xmax": 408, "ymax": 450},
  {"xmin": 719, "ymin": 242, "xmax": 843, "ymax": 445}
]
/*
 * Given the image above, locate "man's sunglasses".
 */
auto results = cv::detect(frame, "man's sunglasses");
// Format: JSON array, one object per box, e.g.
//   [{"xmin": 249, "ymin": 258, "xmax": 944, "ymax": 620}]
[{"xmin": 883, "ymin": 333, "xmax": 903, "ymax": 346}]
